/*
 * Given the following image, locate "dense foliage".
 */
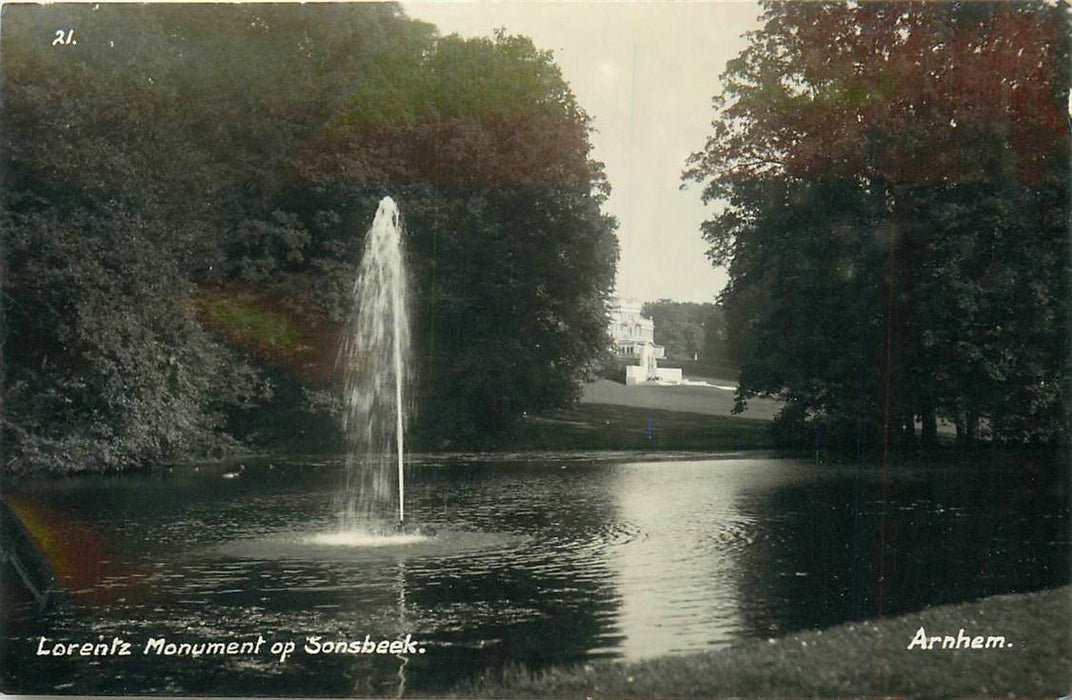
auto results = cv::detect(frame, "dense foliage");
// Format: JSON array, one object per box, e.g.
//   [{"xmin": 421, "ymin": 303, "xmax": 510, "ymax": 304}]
[
  {"xmin": 640, "ymin": 300, "xmax": 729, "ymax": 365},
  {"xmin": 685, "ymin": 1, "xmax": 1069, "ymax": 449},
  {"xmin": 2, "ymin": 5, "xmax": 617, "ymax": 472}
]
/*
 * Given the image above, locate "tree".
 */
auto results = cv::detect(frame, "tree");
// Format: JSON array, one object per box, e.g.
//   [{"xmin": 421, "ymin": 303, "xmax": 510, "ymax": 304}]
[
  {"xmin": 2, "ymin": 6, "xmax": 618, "ymax": 470},
  {"xmin": 2, "ymin": 4, "xmax": 430, "ymax": 471},
  {"xmin": 288, "ymin": 30, "xmax": 619, "ymax": 444},
  {"xmin": 2, "ymin": 196, "xmax": 270, "ymax": 472},
  {"xmin": 641, "ymin": 300, "xmax": 728, "ymax": 364},
  {"xmin": 685, "ymin": 1, "xmax": 1069, "ymax": 449}
]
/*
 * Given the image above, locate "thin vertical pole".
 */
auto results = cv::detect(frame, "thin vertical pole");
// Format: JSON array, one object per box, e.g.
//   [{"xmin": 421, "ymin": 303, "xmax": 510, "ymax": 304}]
[
  {"xmin": 395, "ymin": 362, "xmax": 404, "ymax": 524},
  {"xmin": 394, "ymin": 238, "xmax": 405, "ymax": 525}
]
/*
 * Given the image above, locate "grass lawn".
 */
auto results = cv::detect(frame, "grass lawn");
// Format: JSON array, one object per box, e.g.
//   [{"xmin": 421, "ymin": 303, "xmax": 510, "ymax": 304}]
[
  {"xmin": 450, "ymin": 585, "xmax": 1072, "ymax": 699},
  {"xmin": 581, "ymin": 379, "xmax": 781, "ymax": 420},
  {"xmin": 502, "ymin": 401, "xmax": 773, "ymax": 452},
  {"xmin": 491, "ymin": 379, "xmax": 778, "ymax": 452}
]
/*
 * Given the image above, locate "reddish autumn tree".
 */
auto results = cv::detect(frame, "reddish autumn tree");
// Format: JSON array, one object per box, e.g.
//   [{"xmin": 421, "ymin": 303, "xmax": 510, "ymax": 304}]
[{"xmin": 686, "ymin": 1, "xmax": 1069, "ymax": 449}]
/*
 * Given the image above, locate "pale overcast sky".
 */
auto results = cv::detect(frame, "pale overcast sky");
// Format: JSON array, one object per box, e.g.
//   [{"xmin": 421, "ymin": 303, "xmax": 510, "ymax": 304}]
[{"xmin": 402, "ymin": 1, "xmax": 764, "ymax": 304}]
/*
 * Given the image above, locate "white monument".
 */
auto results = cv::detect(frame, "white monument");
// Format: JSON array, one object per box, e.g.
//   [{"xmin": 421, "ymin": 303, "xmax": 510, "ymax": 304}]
[{"xmin": 610, "ymin": 298, "xmax": 681, "ymax": 386}]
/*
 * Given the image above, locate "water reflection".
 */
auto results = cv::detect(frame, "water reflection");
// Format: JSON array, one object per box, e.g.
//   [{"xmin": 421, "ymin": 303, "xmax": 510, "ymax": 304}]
[
  {"xmin": 1, "ymin": 454, "xmax": 1067, "ymax": 696},
  {"xmin": 730, "ymin": 460, "xmax": 1071, "ymax": 640},
  {"xmin": 611, "ymin": 460, "xmax": 739, "ymax": 657}
]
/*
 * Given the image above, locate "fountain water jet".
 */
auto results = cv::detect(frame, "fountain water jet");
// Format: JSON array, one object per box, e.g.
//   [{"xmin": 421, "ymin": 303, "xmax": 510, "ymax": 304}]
[{"xmin": 335, "ymin": 196, "xmax": 415, "ymax": 536}]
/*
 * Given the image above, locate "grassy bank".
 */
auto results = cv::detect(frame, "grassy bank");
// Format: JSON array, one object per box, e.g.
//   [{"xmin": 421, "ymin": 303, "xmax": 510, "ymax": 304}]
[
  {"xmin": 497, "ymin": 402, "xmax": 774, "ymax": 452},
  {"xmin": 451, "ymin": 586, "xmax": 1071, "ymax": 699},
  {"xmin": 581, "ymin": 378, "xmax": 782, "ymax": 419},
  {"xmin": 478, "ymin": 378, "xmax": 777, "ymax": 452}
]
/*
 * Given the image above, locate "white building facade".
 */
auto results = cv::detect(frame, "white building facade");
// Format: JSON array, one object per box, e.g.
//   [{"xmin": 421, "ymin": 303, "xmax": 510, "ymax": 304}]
[
  {"xmin": 608, "ymin": 299, "xmax": 681, "ymax": 385},
  {"xmin": 609, "ymin": 299, "xmax": 665, "ymax": 359}
]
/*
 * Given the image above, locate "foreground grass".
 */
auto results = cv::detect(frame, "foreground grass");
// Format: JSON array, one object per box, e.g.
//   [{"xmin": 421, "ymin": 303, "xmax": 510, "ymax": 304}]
[{"xmin": 452, "ymin": 586, "xmax": 1071, "ymax": 699}]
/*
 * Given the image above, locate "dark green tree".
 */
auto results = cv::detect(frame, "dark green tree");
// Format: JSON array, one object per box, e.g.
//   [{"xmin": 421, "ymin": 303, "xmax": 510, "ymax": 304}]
[
  {"xmin": 685, "ymin": 1, "xmax": 1069, "ymax": 449},
  {"xmin": 2, "ymin": 6, "xmax": 617, "ymax": 470},
  {"xmin": 2, "ymin": 4, "xmax": 438, "ymax": 471},
  {"xmin": 641, "ymin": 300, "xmax": 727, "ymax": 363},
  {"xmin": 289, "ymin": 30, "xmax": 619, "ymax": 445}
]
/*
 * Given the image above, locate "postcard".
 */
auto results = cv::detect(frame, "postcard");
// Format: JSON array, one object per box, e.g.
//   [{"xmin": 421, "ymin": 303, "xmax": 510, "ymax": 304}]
[{"xmin": 1, "ymin": 2, "xmax": 1068, "ymax": 697}]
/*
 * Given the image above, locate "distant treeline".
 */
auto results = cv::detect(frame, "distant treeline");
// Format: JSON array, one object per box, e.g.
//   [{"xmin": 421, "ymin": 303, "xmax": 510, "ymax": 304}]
[
  {"xmin": 1, "ymin": 4, "xmax": 618, "ymax": 473},
  {"xmin": 640, "ymin": 300, "xmax": 733, "ymax": 369},
  {"xmin": 686, "ymin": 1, "xmax": 1069, "ymax": 450}
]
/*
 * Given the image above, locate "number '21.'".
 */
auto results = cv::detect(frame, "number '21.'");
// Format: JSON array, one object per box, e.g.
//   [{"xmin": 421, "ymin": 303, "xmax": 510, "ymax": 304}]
[{"xmin": 52, "ymin": 29, "xmax": 76, "ymax": 46}]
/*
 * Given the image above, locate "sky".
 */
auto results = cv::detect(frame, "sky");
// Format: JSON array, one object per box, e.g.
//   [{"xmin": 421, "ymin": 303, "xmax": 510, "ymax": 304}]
[{"xmin": 402, "ymin": 1, "xmax": 764, "ymax": 304}]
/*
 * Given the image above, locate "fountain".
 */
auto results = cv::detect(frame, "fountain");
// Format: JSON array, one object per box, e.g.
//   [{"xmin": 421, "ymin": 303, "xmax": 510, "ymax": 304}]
[
  {"xmin": 212, "ymin": 196, "xmax": 525, "ymax": 557},
  {"xmin": 327, "ymin": 196, "xmax": 417, "ymax": 539}
]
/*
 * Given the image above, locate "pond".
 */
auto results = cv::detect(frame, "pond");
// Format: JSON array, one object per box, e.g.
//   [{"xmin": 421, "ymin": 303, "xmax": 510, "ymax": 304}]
[{"xmin": 2, "ymin": 452, "xmax": 1068, "ymax": 695}]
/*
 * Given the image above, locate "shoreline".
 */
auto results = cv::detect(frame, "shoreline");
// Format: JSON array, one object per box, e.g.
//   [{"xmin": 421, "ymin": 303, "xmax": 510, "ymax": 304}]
[
  {"xmin": 5, "ymin": 440, "xmax": 1066, "ymax": 483},
  {"xmin": 8, "ymin": 377, "xmax": 1067, "ymax": 478},
  {"xmin": 449, "ymin": 585, "xmax": 1072, "ymax": 699}
]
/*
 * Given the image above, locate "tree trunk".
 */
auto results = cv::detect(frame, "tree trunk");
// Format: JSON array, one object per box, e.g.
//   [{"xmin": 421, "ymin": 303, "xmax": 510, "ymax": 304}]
[
  {"xmin": 965, "ymin": 410, "xmax": 978, "ymax": 445},
  {"xmin": 904, "ymin": 410, "xmax": 917, "ymax": 447},
  {"xmin": 921, "ymin": 407, "xmax": 938, "ymax": 447}
]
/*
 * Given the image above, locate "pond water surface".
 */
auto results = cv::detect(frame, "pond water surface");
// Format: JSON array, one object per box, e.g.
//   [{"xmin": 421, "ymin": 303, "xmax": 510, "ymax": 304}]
[{"xmin": 2, "ymin": 452, "xmax": 1067, "ymax": 695}]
